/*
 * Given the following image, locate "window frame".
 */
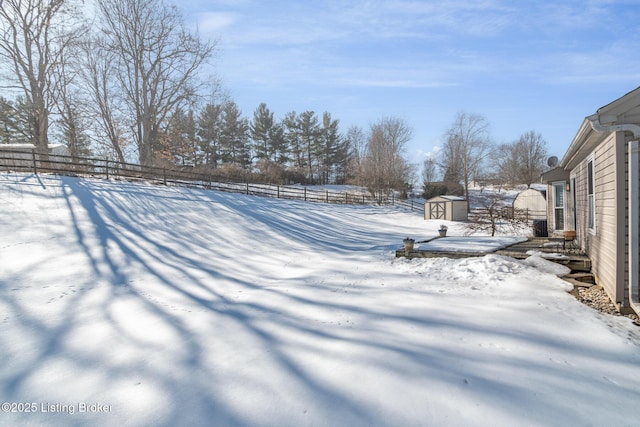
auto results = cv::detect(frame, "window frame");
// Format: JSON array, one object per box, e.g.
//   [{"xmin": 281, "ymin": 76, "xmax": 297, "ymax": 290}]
[
  {"xmin": 587, "ymin": 156, "xmax": 595, "ymax": 233},
  {"xmin": 552, "ymin": 181, "xmax": 566, "ymax": 231}
]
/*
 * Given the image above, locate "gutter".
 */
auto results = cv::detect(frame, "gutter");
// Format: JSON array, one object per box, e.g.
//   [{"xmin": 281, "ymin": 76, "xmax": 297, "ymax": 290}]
[{"xmin": 588, "ymin": 117, "xmax": 640, "ymax": 315}]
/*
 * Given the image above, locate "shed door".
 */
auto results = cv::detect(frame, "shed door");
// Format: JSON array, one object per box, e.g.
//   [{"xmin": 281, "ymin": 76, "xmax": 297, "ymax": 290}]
[{"xmin": 430, "ymin": 202, "xmax": 446, "ymax": 220}]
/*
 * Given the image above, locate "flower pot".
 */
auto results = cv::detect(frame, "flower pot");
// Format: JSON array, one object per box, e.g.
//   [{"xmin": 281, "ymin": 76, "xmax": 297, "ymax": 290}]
[
  {"xmin": 438, "ymin": 230, "xmax": 447, "ymax": 237},
  {"xmin": 403, "ymin": 239, "xmax": 415, "ymax": 251}
]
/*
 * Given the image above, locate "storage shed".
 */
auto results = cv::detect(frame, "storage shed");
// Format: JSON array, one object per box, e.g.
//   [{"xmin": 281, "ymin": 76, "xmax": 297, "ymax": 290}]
[
  {"xmin": 424, "ymin": 195, "xmax": 468, "ymax": 221},
  {"xmin": 513, "ymin": 188, "xmax": 547, "ymax": 220}
]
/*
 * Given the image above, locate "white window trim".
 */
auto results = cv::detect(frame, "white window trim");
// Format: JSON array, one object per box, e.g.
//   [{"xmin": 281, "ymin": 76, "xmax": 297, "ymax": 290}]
[
  {"xmin": 569, "ymin": 174, "xmax": 577, "ymax": 231},
  {"xmin": 587, "ymin": 155, "xmax": 596, "ymax": 234},
  {"xmin": 552, "ymin": 181, "xmax": 566, "ymax": 231}
]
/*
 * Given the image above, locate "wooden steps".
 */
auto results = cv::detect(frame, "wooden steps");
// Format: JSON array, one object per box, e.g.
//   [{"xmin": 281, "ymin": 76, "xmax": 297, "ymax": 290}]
[{"xmin": 396, "ymin": 237, "xmax": 592, "ymax": 273}]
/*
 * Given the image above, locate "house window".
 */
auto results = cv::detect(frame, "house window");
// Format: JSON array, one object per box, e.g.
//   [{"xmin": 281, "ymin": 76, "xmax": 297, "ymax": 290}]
[
  {"xmin": 570, "ymin": 177, "xmax": 577, "ymax": 230},
  {"xmin": 553, "ymin": 182, "xmax": 565, "ymax": 230},
  {"xmin": 587, "ymin": 159, "xmax": 595, "ymax": 230}
]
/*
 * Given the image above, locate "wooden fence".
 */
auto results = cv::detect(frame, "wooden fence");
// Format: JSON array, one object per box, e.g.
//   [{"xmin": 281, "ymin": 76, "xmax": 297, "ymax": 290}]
[{"xmin": 0, "ymin": 148, "xmax": 424, "ymax": 213}]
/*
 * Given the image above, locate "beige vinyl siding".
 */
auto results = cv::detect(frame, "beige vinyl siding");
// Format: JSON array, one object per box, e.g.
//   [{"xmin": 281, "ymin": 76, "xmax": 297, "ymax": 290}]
[
  {"xmin": 614, "ymin": 133, "xmax": 627, "ymax": 305},
  {"xmin": 623, "ymin": 137, "xmax": 636, "ymax": 306},
  {"xmin": 577, "ymin": 133, "xmax": 626, "ymax": 304}
]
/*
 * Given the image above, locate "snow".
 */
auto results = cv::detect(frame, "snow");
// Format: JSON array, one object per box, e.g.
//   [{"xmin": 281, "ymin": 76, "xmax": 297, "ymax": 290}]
[
  {"xmin": 1, "ymin": 172, "xmax": 639, "ymax": 427},
  {"xmin": 416, "ymin": 236, "xmax": 527, "ymax": 253}
]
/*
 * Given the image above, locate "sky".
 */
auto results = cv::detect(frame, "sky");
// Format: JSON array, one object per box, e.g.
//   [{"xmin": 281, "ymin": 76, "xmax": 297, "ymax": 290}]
[{"xmin": 181, "ymin": 0, "xmax": 640, "ymax": 165}]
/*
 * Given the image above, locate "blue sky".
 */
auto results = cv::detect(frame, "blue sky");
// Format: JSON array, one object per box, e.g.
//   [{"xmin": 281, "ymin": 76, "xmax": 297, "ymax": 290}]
[{"xmin": 183, "ymin": 0, "xmax": 640, "ymax": 165}]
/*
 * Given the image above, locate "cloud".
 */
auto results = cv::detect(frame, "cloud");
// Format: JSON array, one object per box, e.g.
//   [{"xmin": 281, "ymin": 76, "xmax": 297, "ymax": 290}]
[{"xmin": 195, "ymin": 12, "xmax": 238, "ymax": 34}]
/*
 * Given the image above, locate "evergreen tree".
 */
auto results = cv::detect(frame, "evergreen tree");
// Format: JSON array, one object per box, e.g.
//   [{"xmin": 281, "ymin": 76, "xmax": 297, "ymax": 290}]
[
  {"xmin": 297, "ymin": 111, "xmax": 320, "ymax": 183},
  {"xmin": 283, "ymin": 111, "xmax": 303, "ymax": 169},
  {"xmin": 0, "ymin": 0, "xmax": 86, "ymax": 154},
  {"xmin": 251, "ymin": 103, "xmax": 275, "ymax": 161},
  {"xmin": 163, "ymin": 108, "xmax": 197, "ymax": 166},
  {"xmin": 269, "ymin": 121, "xmax": 288, "ymax": 165},
  {"xmin": 0, "ymin": 97, "xmax": 33, "ymax": 145},
  {"xmin": 220, "ymin": 101, "xmax": 250, "ymax": 168},
  {"xmin": 197, "ymin": 103, "xmax": 223, "ymax": 168},
  {"xmin": 57, "ymin": 100, "xmax": 92, "ymax": 160},
  {"xmin": 317, "ymin": 112, "xmax": 342, "ymax": 185}
]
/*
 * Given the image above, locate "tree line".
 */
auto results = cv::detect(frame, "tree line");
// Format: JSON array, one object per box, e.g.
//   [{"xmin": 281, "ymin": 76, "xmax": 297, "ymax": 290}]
[
  {"xmin": 0, "ymin": 0, "xmax": 415, "ymax": 190},
  {"xmin": 422, "ymin": 112, "xmax": 549, "ymax": 207},
  {"xmin": 0, "ymin": 0, "xmax": 547, "ymax": 197}
]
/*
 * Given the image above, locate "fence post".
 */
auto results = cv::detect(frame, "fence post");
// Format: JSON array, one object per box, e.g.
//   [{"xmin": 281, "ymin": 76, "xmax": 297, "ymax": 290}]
[
  {"xmin": 304, "ymin": 187, "xmax": 307, "ymax": 201},
  {"xmin": 326, "ymin": 190, "xmax": 329, "ymax": 203},
  {"xmin": 246, "ymin": 183, "xmax": 249, "ymax": 195},
  {"xmin": 163, "ymin": 168, "xmax": 167, "ymax": 185},
  {"xmin": 105, "ymin": 159, "xmax": 109, "ymax": 179},
  {"xmin": 277, "ymin": 185, "xmax": 280, "ymax": 199},
  {"xmin": 31, "ymin": 149, "xmax": 37, "ymax": 174}
]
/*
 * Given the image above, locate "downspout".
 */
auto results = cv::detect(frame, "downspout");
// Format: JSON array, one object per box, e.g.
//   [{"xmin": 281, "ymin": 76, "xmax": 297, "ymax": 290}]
[{"xmin": 589, "ymin": 117, "xmax": 640, "ymax": 314}]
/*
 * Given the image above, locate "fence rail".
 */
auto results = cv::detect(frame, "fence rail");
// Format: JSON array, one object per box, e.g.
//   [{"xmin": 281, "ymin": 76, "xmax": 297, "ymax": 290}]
[{"xmin": 0, "ymin": 148, "xmax": 423, "ymax": 212}]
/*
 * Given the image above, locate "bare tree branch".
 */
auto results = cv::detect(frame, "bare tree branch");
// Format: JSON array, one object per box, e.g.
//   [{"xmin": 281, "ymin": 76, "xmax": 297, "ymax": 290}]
[
  {"xmin": 0, "ymin": 0, "xmax": 83, "ymax": 153},
  {"xmin": 441, "ymin": 112, "xmax": 492, "ymax": 210},
  {"xmin": 95, "ymin": 0, "xmax": 216, "ymax": 165}
]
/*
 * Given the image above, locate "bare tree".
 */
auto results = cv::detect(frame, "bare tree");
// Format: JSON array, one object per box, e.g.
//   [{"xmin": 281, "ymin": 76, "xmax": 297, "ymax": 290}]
[
  {"xmin": 422, "ymin": 156, "xmax": 438, "ymax": 185},
  {"xmin": 362, "ymin": 117, "xmax": 413, "ymax": 203},
  {"xmin": 494, "ymin": 131, "xmax": 548, "ymax": 188},
  {"xmin": 53, "ymin": 59, "xmax": 92, "ymax": 160},
  {"xmin": 439, "ymin": 138, "xmax": 463, "ymax": 184},
  {"xmin": 0, "ymin": 0, "xmax": 84, "ymax": 154},
  {"xmin": 515, "ymin": 130, "xmax": 548, "ymax": 188},
  {"xmin": 77, "ymin": 38, "xmax": 129, "ymax": 162},
  {"xmin": 345, "ymin": 125, "xmax": 366, "ymax": 187},
  {"xmin": 466, "ymin": 192, "xmax": 530, "ymax": 236},
  {"xmin": 495, "ymin": 142, "xmax": 520, "ymax": 187},
  {"xmin": 95, "ymin": 0, "xmax": 216, "ymax": 166},
  {"xmin": 442, "ymin": 112, "xmax": 492, "ymax": 211}
]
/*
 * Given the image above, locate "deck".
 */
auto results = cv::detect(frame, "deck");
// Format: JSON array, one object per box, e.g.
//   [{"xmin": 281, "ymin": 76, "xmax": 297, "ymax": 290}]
[{"xmin": 396, "ymin": 237, "xmax": 591, "ymax": 272}]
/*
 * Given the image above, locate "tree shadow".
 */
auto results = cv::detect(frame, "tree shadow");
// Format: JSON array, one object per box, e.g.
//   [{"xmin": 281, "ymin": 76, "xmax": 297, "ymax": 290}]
[{"xmin": 1, "ymin": 174, "xmax": 639, "ymax": 426}]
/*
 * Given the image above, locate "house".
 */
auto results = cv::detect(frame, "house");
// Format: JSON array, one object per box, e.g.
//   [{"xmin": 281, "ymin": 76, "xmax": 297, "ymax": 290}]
[
  {"xmin": 513, "ymin": 187, "xmax": 547, "ymax": 221},
  {"xmin": 542, "ymin": 86, "xmax": 640, "ymax": 316},
  {"xmin": 424, "ymin": 195, "xmax": 468, "ymax": 221}
]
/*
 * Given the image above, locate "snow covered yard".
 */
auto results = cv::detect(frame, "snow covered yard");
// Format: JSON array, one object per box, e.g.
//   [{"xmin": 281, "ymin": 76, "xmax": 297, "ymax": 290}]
[{"xmin": 1, "ymin": 172, "xmax": 639, "ymax": 427}]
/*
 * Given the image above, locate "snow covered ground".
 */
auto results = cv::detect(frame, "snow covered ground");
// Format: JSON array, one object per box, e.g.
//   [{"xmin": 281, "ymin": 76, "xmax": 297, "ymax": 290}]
[{"xmin": 1, "ymin": 172, "xmax": 639, "ymax": 427}]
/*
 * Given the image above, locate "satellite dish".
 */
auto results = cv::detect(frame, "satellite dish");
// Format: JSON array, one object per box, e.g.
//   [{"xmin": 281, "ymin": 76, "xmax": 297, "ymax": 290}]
[{"xmin": 547, "ymin": 156, "xmax": 558, "ymax": 167}]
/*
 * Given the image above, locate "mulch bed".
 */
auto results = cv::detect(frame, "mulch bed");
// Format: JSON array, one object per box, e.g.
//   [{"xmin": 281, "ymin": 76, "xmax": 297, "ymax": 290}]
[{"xmin": 571, "ymin": 285, "xmax": 640, "ymax": 326}]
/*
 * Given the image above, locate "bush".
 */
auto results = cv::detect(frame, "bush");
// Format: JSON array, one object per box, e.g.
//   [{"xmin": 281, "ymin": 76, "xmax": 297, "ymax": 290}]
[
  {"xmin": 254, "ymin": 159, "xmax": 285, "ymax": 184},
  {"xmin": 423, "ymin": 181, "xmax": 464, "ymax": 199}
]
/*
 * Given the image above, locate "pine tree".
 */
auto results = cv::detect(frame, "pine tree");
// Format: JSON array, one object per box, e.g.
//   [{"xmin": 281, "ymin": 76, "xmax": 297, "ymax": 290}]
[
  {"xmin": 197, "ymin": 103, "xmax": 223, "ymax": 168},
  {"xmin": 219, "ymin": 101, "xmax": 250, "ymax": 168},
  {"xmin": 298, "ymin": 111, "xmax": 320, "ymax": 183},
  {"xmin": 251, "ymin": 103, "xmax": 275, "ymax": 161},
  {"xmin": 269, "ymin": 122, "xmax": 288, "ymax": 165},
  {"xmin": 283, "ymin": 111, "xmax": 303, "ymax": 170},
  {"xmin": 317, "ymin": 112, "xmax": 342, "ymax": 185},
  {"xmin": 0, "ymin": 97, "xmax": 32, "ymax": 145},
  {"xmin": 163, "ymin": 108, "xmax": 197, "ymax": 166}
]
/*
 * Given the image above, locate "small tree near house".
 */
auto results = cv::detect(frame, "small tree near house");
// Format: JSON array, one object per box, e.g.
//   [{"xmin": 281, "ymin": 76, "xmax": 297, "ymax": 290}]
[{"xmin": 465, "ymin": 192, "xmax": 529, "ymax": 237}]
